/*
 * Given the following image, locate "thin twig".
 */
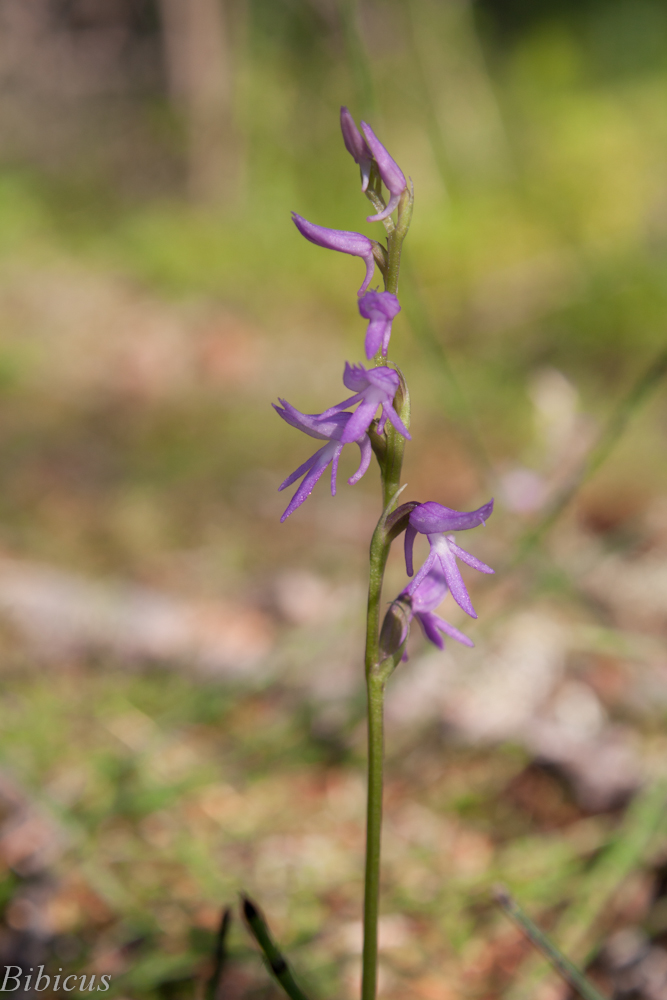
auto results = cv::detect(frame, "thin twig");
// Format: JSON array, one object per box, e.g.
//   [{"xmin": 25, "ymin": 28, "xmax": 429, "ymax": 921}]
[
  {"xmin": 205, "ymin": 906, "xmax": 232, "ymax": 1000},
  {"xmin": 241, "ymin": 896, "xmax": 312, "ymax": 1000},
  {"xmin": 494, "ymin": 887, "xmax": 608, "ymax": 1000}
]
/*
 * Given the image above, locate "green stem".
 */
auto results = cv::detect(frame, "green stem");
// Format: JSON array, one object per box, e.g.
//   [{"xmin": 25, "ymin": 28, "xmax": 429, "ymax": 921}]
[
  {"xmin": 383, "ymin": 185, "xmax": 413, "ymax": 296},
  {"xmin": 361, "ymin": 672, "xmax": 385, "ymax": 1000},
  {"xmin": 360, "ymin": 184, "xmax": 413, "ymax": 1000}
]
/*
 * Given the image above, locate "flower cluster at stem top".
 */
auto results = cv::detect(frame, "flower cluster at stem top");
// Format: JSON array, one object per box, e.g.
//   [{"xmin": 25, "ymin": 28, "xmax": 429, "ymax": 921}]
[{"xmin": 275, "ymin": 107, "xmax": 494, "ymax": 655}]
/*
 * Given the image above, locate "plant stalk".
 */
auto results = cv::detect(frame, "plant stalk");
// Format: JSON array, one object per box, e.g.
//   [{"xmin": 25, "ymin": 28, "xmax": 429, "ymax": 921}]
[{"xmin": 360, "ymin": 190, "xmax": 412, "ymax": 1000}]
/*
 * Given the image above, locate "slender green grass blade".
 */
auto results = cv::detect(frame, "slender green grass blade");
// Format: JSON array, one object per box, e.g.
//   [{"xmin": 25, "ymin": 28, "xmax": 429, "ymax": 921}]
[
  {"xmin": 504, "ymin": 780, "xmax": 667, "ymax": 1000},
  {"xmin": 206, "ymin": 906, "xmax": 232, "ymax": 1000},
  {"xmin": 241, "ymin": 896, "xmax": 312, "ymax": 1000},
  {"xmin": 495, "ymin": 887, "xmax": 608, "ymax": 1000}
]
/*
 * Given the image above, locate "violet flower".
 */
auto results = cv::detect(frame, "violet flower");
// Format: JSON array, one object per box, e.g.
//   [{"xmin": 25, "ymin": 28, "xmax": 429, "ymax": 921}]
[
  {"xmin": 359, "ymin": 122, "xmax": 407, "ymax": 223},
  {"xmin": 358, "ymin": 291, "xmax": 401, "ymax": 359},
  {"xmin": 292, "ymin": 213, "xmax": 377, "ymax": 296},
  {"xmin": 405, "ymin": 500, "xmax": 494, "ymax": 618},
  {"xmin": 340, "ymin": 106, "xmax": 373, "ymax": 192},
  {"xmin": 402, "ymin": 566, "xmax": 474, "ymax": 650},
  {"xmin": 274, "ymin": 399, "xmax": 372, "ymax": 522},
  {"xmin": 319, "ymin": 363, "xmax": 410, "ymax": 444}
]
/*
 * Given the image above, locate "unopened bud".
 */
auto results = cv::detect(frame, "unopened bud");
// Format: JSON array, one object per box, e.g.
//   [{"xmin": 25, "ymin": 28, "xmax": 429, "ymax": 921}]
[{"xmin": 379, "ymin": 598, "xmax": 411, "ymax": 661}]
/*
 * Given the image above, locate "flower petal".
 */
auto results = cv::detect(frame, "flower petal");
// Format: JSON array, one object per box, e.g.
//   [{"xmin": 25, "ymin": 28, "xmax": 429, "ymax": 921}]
[
  {"xmin": 436, "ymin": 546, "xmax": 477, "ymax": 619},
  {"xmin": 406, "ymin": 548, "xmax": 437, "ymax": 593},
  {"xmin": 359, "ymin": 122, "xmax": 407, "ymax": 196},
  {"xmin": 316, "ymin": 393, "xmax": 363, "ymax": 418},
  {"xmin": 358, "ymin": 252, "xmax": 376, "ymax": 296},
  {"xmin": 366, "ymin": 191, "xmax": 401, "ymax": 224},
  {"xmin": 330, "ymin": 443, "xmax": 343, "ymax": 495},
  {"xmin": 417, "ymin": 612, "xmax": 445, "ymax": 649},
  {"xmin": 447, "ymin": 540, "xmax": 494, "ymax": 575},
  {"xmin": 273, "ymin": 400, "xmax": 350, "ymax": 441},
  {"xmin": 343, "ymin": 362, "xmax": 371, "ymax": 393},
  {"xmin": 340, "ymin": 399, "xmax": 379, "ymax": 444},
  {"xmin": 359, "ymin": 291, "xmax": 401, "ymax": 321},
  {"xmin": 427, "ymin": 613, "xmax": 474, "ymax": 647},
  {"xmin": 407, "ymin": 568, "xmax": 448, "ymax": 612},
  {"xmin": 278, "ymin": 447, "xmax": 323, "ymax": 492},
  {"xmin": 348, "ymin": 434, "xmax": 372, "ymax": 485},
  {"xmin": 340, "ymin": 107, "xmax": 372, "ymax": 169},
  {"xmin": 292, "ymin": 213, "xmax": 373, "ymax": 256},
  {"xmin": 384, "ymin": 402, "xmax": 411, "ymax": 440},
  {"xmin": 364, "ymin": 318, "xmax": 386, "ymax": 360},
  {"xmin": 280, "ymin": 444, "xmax": 336, "ymax": 522}
]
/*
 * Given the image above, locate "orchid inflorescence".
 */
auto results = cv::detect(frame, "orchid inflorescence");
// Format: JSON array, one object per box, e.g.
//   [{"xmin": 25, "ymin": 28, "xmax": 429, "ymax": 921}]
[
  {"xmin": 248, "ymin": 106, "xmax": 606, "ymax": 1000},
  {"xmin": 268, "ymin": 107, "xmax": 495, "ymax": 1000},
  {"xmin": 276, "ymin": 106, "xmax": 494, "ymax": 656}
]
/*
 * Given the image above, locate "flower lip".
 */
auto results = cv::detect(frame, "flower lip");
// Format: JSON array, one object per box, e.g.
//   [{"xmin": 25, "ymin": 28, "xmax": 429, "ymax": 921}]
[
  {"xmin": 409, "ymin": 499, "xmax": 494, "ymax": 535},
  {"xmin": 291, "ymin": 213, "xmax": 376, "ymax": 295}
]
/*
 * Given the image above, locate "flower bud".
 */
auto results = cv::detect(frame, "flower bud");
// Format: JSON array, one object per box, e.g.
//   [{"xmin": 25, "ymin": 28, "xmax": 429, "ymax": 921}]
[
  {"xmin": 340, "ymin": 106, "xmax": 373, "ymax": 192},
  {"xmin": 379, "ymin": 599, "xmax": 411, "ymax": 662},
  {"xmin": 359, "ymin": 122, "xmax": 407, "ymax": 222}
]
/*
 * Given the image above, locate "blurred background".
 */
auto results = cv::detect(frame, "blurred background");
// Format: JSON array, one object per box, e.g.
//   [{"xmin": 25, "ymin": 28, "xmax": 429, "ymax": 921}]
[{"xmin": 0, "ymin": 0, "xmax": 665, "ymax": 997}]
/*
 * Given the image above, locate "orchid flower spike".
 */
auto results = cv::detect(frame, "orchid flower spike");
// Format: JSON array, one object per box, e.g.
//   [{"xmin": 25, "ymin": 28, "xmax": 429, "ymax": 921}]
[
  {"xmin": 340, "ymin": 106, "xmax": 373, "ymax": 192},
  {"xmin": 359, "ymin": 121, "xmax": 407, "ymax": 223},
  {"xmin": 405, "ymin": 499, "xmax": 494, "ymax": 618},
  {"xmin": 358, "ymin": 291, "xmax": 401, "ymax": 359},
  {"xmin": 401, "ymin": 566, "xmax": 474, "ymax": 650},
  {"xmin": 273, "ymin": 400, "xmax": 372, "ymax": 522},
  {"xmin": 292, "ymin": 213, "xmax": 377, "ymax": 296},
  {"xmin": 319, "ymin": 363, "xmax": 410, "ymax": 444}
]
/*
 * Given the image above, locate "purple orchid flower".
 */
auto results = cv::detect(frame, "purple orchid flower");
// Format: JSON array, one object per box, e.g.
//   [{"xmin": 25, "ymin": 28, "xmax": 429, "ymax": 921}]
[
  {"xmin": 358, "ymin": 291, "xmax": 401, "ymax": 359},
  {"xmin": 340, "ymin": 106, "xmax": 373, "ymax": 192},
  {"xmin": 402, "ymin": 566, "xmax": 474, "ymax": 650},
  {"xmin": 274, "ymin": 400, "xmax": 372, "ymax": 522},
  {"xmin": 359, "ymin": 122, "xmax": 407, "ymax": 223},
  {"xmin": 318, "ymin": 363, "xmax": 411, "ymax": 444},
  {"xmin": 404, "ymin": 499, "xmax": 494, "ymax": 618},
  {"xmin": 291, "ymin": 213, "xmax": 377, "ymax": 296}
]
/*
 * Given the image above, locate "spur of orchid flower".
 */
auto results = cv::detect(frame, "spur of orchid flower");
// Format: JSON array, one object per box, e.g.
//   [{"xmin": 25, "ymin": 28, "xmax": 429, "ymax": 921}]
[
  {"xmin": 405, "ymin": 499, "xmax": 495, "ymax": 618},
  {"xmin": 319, "ymin": 363, "xmax": 410, "ymax": 444},
  {"xmin": 291, "ymin": 213, "xmax": 379, "ymax": 296},
  {"xmin": 358, "ymin": 291, "xmax": 401, "ymax": 359},
  {"xmin": 273, "ymin": 400, "xmax": 372, "ymax": 522}
]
